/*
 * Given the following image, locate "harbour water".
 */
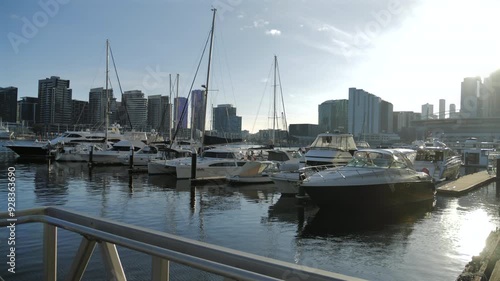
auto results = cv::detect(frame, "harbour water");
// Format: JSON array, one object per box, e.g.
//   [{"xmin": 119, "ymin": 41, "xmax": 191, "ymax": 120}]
[{"xmin": 0, "ymin": 142, "xmax": 499, "ymax": 280}]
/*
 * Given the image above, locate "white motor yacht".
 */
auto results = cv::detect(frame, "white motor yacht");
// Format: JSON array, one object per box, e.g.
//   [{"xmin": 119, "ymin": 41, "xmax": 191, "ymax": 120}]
[
  {"xmin": 412, "ymin": 140, "xmax": 462, "ymax": 181},
  {"xmin": 301, "ymin": 149, "xmax": 435, "ymax": 210}
]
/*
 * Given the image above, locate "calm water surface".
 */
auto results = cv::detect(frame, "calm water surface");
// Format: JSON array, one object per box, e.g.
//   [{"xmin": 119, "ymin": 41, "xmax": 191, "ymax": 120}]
[{"xmin": 0, "ymin": 142, "xmax": 498, "ymax": 280}]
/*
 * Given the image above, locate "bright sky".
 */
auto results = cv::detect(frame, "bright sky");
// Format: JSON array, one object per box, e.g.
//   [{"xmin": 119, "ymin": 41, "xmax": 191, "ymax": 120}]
[{"xmin": 2, "ymin": 0, "xmax": 500, "ymax": 133}]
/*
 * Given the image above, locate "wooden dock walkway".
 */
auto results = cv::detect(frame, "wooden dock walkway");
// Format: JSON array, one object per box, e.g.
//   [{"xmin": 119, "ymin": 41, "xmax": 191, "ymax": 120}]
[{"xmin": 436, "ymin": 171, "xmax": 496, "ymax": 195}]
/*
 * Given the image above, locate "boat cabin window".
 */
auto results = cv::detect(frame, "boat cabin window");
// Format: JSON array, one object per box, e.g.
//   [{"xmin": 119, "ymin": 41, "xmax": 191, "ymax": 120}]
[{"xmin": 203, "ymin": 151, "xmax": 236, "ymax": 159}]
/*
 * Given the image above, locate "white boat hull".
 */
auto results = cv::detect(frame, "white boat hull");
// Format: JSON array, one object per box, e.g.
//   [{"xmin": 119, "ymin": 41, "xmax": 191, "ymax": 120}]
[{"xmin": 270, "ymin": 172, "xmax": 301, "ymax": 195}]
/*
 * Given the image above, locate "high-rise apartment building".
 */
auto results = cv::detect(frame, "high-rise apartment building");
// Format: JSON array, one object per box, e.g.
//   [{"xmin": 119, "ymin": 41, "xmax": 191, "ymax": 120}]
[
  {"xmin": 18, "ymin": 97, "xmax": 38, "ymax": 125},
  {"xmin": 460, "ymin": 77, "xmax": 481, "ymax": 118},
  {"xmin": 38, "ymin": 76, "xmax": 73, "ymax": 125},
  {"xmin": 421, "ymin": 103, "xmax": 434, "ymax": 120},
  {"xmin": 122, "ymin": 90, "xmax": 148, "ymax": 131},
  {"xmin": 439, "ymin": 99, "xmax": 445, "ymax": 119},
  {"xmin": 0, "ymin": 87, "xmax": 18, "ymax": 123},
  {"xmin": 148, "ymin": 95, "xmax": 170, "ymax": 133},
  {"xmin": 174, "ymin": 97, "xmax": 188, "ymax": 129},
  {"xmin": 89, "ymin": 87, "xmax": 114, "ymax": 127},
  {"xmin": 348, "ymin": 88, "xmax": 384, "ymax": 136},
  {"xmin": 72, "ymin": 100, "xmax": 89, "ymax": 125},
  {"xmin": 191, "ymin": 90, "xmax": 205, "ymax": 133},
  {"xmin": 212, "ymin": 104, "xmax": 241, "ymax": 134},
  {"xmin": 318, "ymin": 99, "xmax": 348, "ymax": 133}
]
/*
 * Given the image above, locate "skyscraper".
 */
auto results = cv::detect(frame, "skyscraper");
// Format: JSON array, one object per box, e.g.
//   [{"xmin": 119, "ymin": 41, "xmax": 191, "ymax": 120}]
[
  {"xmin": 72, "ymin": 100, "xmax": 89, "ymax": 125},
  {"xmin": 174, "ymin": 97, "xmax": 188, "ymax": 129},
  {"xmin": 38, "ymin": 76, "xmax": 72, "ymax": 125},
  {"xmin": 18, "ymin": 97, "xmax": 38, "ymax": 125},
  {"xmin": 0, "ymin": 87, "xmax": 18, "ymax": 122},
  {"xmin": 123, "ymin": 90, "xmax": 148, "ymax": 131},
  {"xmin": 439, "ymin": 99, "xmax": 445, "ymax": 119},
  {"xmin": 89, "ymin": 87, "xmax": 113, "ymax": 127},
  {"xmin": 421, "ymin": 103, "xmax": 434, "ymax": 120},
  {"xmin": 460, "ymin": 77, "xmax": 481, "ymax": 118},
  {"xmin": 212, "ymin": 104, "xmax": 241, "ymax": 134},
  {"xmin": 318, "ymin": 99, "xmax": 348, "ymax": 133},
  {"xmin": 449, "ymin": 104, "xmax": 457, "ymax": 118},
  {"xmin": 348, "ymin": 88, "xmax": 381, "ymax": 136},
  {"xmin": 148, "ymin": 95, "xmax": 170, "ymax": 133},
  {"xmin": 191, "ymin": 89, "xmax": 205, "ymax": 133}
]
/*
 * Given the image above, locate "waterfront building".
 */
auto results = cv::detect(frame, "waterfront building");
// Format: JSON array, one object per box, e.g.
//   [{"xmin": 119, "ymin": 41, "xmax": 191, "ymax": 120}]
[
  {"xmin": 449, "ymin": 104, "xmax": 458, "ymax": 118},
  {"xmin": 421, "ymin": 103, "xmax": 434, "ymax": 120},
  {"xmin": 191, "ymin": 89, "xmax": 205, "ymax": 134},
  {"xmin": 174, "ymin": 97, "xmax": 188, "ymax": 130},
  {"xmin": 439, "ymin": 99, "xmax": 446, "ymax": 119},
  {"xmin": 212, "ymin": 104, "xmax": 242, "ymax": 136},
  {"xmin": 18, "ymin": 97, "xmax": 38, "ymax": 125},
  {"xmin": 72, "ymin": 100, "xmax": 89, "ymax": 126},
  {"xmin": 318, "ymin": 99, "xmax": 348, "ymax": 133},
  {"xmin": 348, "ymin": 87, "xmax": 395, "ymax": 138},
  {"xmin": 123, "ymin": 90, "xmax": 148, "ymax": 131},
  {"xmin": 482, "ymin": 70, "xmax": 500, "ymax": 118},
  {"xmin": 89, "ymin": 87, "xmax": 114, "ymax": 128},
  {"xmin": 393, "ymin": 111, "xmax": 421, "ymax": 132},
  {"xmin": 0, "ymin": 87, "xmax": 18, "ymax": 123},
  {"xmin": 460, "ymin": 77, "xmax": 481, "ymax": 118},
  {"xmin": 38, "ymin": 76, "xmax": 73, "ymax": 125},
  {"xmin": 380, "ymin": 100, "xmax": 393, "ymax": 133},
  {"xmin": 412, "ymin": 117, "xmax": 500, "ymax": 143},
  {"xmin": 147, "ymin": 95, "xmax": 171, "ymax": 133},
  {"xmin": 288, "ymin": 123, "xmax": 320, "ymax": 145}
]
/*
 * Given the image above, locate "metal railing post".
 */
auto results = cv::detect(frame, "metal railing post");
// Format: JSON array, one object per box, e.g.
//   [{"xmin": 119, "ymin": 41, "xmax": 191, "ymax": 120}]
[
  {"xmin": 65, "ymin": 237, "xmax": 97, "ymax": 281},
  {"xmin": 152, "ymin": 256, "xmax": 170, "ymax": 281},
  {"xmin": 100, "ymin": 242, "xmax": 127, "ymax": 281},
  {"xmin": 43, "ymin": 224, "xmax": 57, "ymax": 281}
]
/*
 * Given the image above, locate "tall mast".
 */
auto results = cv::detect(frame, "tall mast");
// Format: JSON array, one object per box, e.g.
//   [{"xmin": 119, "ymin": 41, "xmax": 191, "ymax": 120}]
[
  {"xmin": 200, "ymin": 8, "xmax": 217, "ymax": 151},
  {"xmin": 272, "ymin": 55, "xmax": 277, "ymax": 145},
  {"xmin": 105, "ymin": 39, "xmax": 109, "ymax": 144}
]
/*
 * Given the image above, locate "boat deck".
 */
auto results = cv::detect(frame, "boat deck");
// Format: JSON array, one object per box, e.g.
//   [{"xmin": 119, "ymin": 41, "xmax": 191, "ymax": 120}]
[{"xmin": 436, "ymin": 171, "xmax": 496, "ymax": 195}]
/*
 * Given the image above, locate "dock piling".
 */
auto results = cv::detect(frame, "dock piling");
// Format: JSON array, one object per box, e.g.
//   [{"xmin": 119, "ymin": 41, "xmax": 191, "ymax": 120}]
[{"xmin": 191, "ymin": 153, "xmax": 197, "ymax": 179}]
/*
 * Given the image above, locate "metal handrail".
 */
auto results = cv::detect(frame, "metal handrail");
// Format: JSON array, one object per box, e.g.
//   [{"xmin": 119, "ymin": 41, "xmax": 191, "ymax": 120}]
[{"xmin": 0, "ymin": 207, "xmax": 365, "ymax": 281}]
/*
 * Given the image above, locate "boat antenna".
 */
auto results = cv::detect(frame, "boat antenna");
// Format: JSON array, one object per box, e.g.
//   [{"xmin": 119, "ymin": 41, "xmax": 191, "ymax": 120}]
[{"xmin": 105, "ymin": 39, "xmax": 109, "ymax": 145}]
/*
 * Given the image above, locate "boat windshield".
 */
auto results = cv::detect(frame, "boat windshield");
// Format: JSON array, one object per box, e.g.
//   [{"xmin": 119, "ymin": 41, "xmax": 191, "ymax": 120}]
[
  {"xmin": 309, "ymin": 134, "xmax": 357, "ymax": 151},
  {"xmin": 416, "ymin": 150, "xmax": 443, "ymax": 161},
  {"xmin": 347, "ymin": 151, "xmax": 412, "ymax": 169}
]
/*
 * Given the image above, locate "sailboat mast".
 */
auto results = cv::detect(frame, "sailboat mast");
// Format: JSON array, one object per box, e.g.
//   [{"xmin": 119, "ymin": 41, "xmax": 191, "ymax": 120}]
[
  {"xmin": 105, "ymin": 39, "xmax": 109, "ymax": 143},
  {"xmin": 201, "ymin": 8, "xmax": 217, "ymax": 151},
  {"xmin": 272, "ymin": 55, "xmax": 277, "ymax": 145}
]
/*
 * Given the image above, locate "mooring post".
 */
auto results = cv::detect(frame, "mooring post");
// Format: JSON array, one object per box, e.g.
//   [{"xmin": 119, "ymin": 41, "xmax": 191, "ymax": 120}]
[
  {"xmin": 88, "ymin": 145, "xmax": 94, "ymax": 167},
  {"xmin": 129, "ymin": 146, "xmax": 134, "ymax": 169},
  {"xmin": 496, "ymin": 158, "xmax": 500, "ymax": 179},
  {"xmin": 191, "ymin": 153, "xmax": 197, "ymax": 179}
]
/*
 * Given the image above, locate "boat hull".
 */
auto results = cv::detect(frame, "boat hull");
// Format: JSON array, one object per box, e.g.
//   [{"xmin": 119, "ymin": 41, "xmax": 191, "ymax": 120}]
[
  {"xmin": 303, "ymin": 181, "xmax": 435, "ymax": 210},
  {"xmin": 147, "ymin": 161, "xmax": 177, "ymax": 175},
  {"xmin": 5, "ymin": 144, "xmax": 51, "ymax": 159}
]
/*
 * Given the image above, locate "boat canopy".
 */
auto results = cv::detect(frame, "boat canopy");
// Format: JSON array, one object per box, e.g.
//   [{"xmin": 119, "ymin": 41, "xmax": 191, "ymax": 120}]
[{"xmin": 309, "ymin": 133, "xmax": 357, "ymax": 151}]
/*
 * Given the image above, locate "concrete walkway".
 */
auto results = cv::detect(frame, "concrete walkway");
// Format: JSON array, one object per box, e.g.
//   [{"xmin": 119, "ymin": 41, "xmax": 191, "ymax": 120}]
[{"xmin": 436, "ymin": 170, "xmax": 496, "ymax": 195}]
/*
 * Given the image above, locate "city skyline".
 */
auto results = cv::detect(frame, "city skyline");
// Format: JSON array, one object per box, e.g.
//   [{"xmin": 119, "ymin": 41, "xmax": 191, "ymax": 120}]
[{"xmin": 2, "ymin": 0, "xmax": 500, "ymax": 133}]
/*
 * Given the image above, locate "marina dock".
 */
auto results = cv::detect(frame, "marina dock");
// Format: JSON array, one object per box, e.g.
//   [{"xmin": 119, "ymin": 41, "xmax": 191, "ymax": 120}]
[{"xmin": 436, "ymin": 171, "xmax": 496, "ymax": 195}]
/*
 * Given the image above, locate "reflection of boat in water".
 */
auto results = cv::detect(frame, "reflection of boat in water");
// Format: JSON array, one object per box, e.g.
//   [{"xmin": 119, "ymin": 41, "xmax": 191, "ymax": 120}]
[
  {"xmin": 302, "ymin": 199, "xmax": 435, "ymax": 237},
  {"xmin": 267, "ymin": 195, "xmax": 318, "ymax": 227},
  {"xmin": 301, "ymin": 149, "xmax": 435, "ymax": 210}
]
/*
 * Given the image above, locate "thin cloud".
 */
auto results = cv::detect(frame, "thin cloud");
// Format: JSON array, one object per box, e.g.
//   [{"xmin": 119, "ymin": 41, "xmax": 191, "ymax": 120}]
[
  {"xmin": 265, "ymin": 29, "xmax": 281, "ymax": 36},
  {"xmin": 253, "ymin": 19, "xmax": 269, "ymax": 28}
]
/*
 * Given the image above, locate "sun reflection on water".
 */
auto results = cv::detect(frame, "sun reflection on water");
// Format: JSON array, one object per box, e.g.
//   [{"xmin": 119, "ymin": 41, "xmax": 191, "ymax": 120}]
[{"xmin": 456, "ymin": 208, "xmax": 496, "ymax": 257}]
